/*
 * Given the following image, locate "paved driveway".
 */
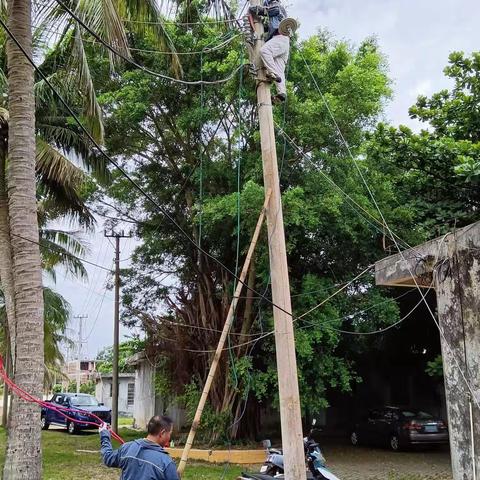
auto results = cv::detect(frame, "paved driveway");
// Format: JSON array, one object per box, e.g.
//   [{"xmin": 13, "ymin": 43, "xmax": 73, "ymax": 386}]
[{"xmin": 323, "ymin": 442, "xmax": 452, "ymax": 480}]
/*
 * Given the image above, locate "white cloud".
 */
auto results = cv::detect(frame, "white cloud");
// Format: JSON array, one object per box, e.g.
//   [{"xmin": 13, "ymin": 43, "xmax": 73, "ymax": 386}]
[
  {"xmin": 409, "ymin": 79, "xmax": 433, "ymax": 98},
  {"xmin": 289, "ymin": 0, "xmax": 480, "ymax": 127}
]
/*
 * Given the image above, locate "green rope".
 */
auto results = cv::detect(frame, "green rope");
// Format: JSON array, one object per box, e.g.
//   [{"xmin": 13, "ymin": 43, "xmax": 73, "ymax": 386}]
[
  {"xmin": 198, "ymin": 52, "xmax": 205, "ymax": 248},
  {"xmin": 234, "ymin": 50, "xmax": 244, "ymax": 280},
  {"xmin": 229, "ymin": 49, "xmax": 245, "ymax": 391}
]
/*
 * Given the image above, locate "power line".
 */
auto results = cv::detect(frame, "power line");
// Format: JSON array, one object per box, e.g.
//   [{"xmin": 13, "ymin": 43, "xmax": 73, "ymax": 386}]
[
  {"xmin": 297, "ymin": 49, "xmax": 480, "ymax": 413},
  {"xmin": 128, "ymin": 283, "xmax": 424, "ymax": 355},
  {"xmin": 121, "ymin": 17, "xmax": 242, "ymax": 26},
  {"xmin": 33, "ymin": 23, "xmax": 243, "ymax": 56},
  {"xmin": 10, "ymin": 232, "xmax": 112, "ymax": 272},
  {"xmin": 318, "ymin": 293, "xmax": 426, "ymax": 336},
  {"xmin": 0, "ymin": 17, "xmax": 302, "ymax": 324},
  {"xmin": 274, "ymin": 122, "xmax": 414, "ymax": 253},
  {"xmin": 134, "ymin": 263, "xmax": 375, "ymax": 354},
  {"xmin": 52, "ymin": 0, "xmax": 248, "ymax": 86}
]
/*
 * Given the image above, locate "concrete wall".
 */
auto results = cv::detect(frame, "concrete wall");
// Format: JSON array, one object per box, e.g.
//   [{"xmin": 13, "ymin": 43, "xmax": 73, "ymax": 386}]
[
  {"xmin": 131, "ymin": 358, "xmax": 187, "ymax": 431},
  {"xmin": 133, "ymin": 359, "xmax": 156, "ymax": 429},
  {"xmin": 95, "ymin": 375, "xmax": 136, "ymax": 416}
]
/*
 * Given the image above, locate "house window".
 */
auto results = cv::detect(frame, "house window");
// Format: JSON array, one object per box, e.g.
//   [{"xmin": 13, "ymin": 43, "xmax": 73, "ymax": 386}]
[{"xmin": 127, "ymin": 383, "xmax": 135, "ymax": 406}]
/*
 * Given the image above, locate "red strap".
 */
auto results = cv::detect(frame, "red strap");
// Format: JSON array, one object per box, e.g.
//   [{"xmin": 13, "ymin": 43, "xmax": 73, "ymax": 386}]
[{"xmin": 0, "ymin": 355, "xmax": 125, "ymax": 444}]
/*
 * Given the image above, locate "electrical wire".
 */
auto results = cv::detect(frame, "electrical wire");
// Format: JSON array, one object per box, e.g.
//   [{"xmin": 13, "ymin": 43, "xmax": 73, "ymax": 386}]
[
  {"xmin": 274, "ymin": 122, "xmax": 415, "ymax": 253},
  {"xmin": 84, "ymin": 281, "xmax": 111, "ymax": 341},
  {"xmin": 10, "ymin": 232, "xmax": 112, "ymax": 272},
  {"xmin": 121, "ymin": 17, "xmax": 242, "ymax": 26},
  {"xmin": 33, "ymin": 23, "xmax": 243, "ymax": 56},
  {"xmin": 0, "ymin": 17, "xmax": 299, "ymax": 321},
  {"xmin": 128, "ymin": 264, "xmax": 376, "ymax": 354},
  {"xmin": 52, "ymin": 0, "xmax": 247, "ymax": 86},
  {"xmin": 298, "ymin": 48, "xmax": 480, "ymax": 415},
  {"xmin": 318, "ymin": 294, "xmax": 426, "ymax": 336}
]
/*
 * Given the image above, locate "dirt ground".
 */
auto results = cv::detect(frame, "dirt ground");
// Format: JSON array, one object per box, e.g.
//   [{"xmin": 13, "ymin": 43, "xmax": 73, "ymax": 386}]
[{"xmin": 322, "ymin": 441, "xmax": 452, "ymax": 480}]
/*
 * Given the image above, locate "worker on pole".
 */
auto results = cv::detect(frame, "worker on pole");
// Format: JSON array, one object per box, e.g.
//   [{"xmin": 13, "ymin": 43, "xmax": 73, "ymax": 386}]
[{"xmin": 249, "ymin": 0, "xmax": 291, "ymax": 103}]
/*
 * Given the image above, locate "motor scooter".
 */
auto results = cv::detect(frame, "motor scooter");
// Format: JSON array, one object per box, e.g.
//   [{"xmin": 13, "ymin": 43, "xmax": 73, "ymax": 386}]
[{"xmin": 237, "ymin": 419, "xmax": 340, "ymax": 480}]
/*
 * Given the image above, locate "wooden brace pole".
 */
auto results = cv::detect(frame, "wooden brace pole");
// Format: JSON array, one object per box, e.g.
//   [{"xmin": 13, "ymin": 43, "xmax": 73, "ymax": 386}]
[{"xmin": 177, "ymin": 189, "xmax": 272, "ymax": 475}]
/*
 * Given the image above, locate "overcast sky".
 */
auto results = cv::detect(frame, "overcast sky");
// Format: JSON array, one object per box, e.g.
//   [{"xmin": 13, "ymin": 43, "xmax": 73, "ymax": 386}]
[{"xmin": 51, "ymin": 0, "xmax": 480, "ymax": 359}]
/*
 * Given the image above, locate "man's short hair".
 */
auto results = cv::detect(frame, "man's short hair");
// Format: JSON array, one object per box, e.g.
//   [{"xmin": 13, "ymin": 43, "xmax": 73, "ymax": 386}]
[{"xmin": 147, "ymin": 415, "xmax": 174, "ymax": 435}]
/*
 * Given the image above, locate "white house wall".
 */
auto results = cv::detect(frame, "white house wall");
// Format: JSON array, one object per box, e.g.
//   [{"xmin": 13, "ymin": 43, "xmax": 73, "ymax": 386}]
[
  {"xmin": 133, "ymin": 360, "xmax": 155, "ymax": 429},
  {"xmin": 96, "ymin": 376, "xmax": 135, "ymax": 416}
]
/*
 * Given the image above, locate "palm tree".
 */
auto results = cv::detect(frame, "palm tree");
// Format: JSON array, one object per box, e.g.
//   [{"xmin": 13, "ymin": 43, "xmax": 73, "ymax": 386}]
[
  {"xmin": 1, "ymin": 0, "xmax": 181, "ymax": 475},
  {"xmin": 3, "ymin": 0, "xmax": 45, "ymax": 475}
]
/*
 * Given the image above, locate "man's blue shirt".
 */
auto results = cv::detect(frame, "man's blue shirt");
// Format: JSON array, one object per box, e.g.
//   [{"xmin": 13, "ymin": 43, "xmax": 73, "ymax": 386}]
[
  {"xmin": 100, "ymin": 430, "xmax": 179, "ymax": 480},
  {"xmin": 263, "ymin": 0, "xmax": 287, "ymax": 40}
]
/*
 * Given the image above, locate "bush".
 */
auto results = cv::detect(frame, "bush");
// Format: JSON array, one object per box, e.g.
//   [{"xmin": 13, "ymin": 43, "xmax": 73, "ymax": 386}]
[{"xmin": 180, "ymin": 382, "xmax": 232, "ymax": 446}]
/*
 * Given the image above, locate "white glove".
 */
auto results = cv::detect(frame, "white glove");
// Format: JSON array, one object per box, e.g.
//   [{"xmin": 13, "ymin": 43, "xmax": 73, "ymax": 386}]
[{"xmin": 98, "ymin": 422, "xmax": 109, "ymax": 434}]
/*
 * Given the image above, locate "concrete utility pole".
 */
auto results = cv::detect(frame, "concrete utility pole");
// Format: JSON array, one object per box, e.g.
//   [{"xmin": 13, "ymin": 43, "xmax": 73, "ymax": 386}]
[
  {"xmin": 74, "ymin": 314, "xmax": 88, "ymax": 394},
  {"xmin": 246, "ymin": 4, "xmax": 306, "ymax": 479},
  {"xmin": 375, "ymin": 221, "xmax": 480, "ymax": 480},
  {"xmin": 105, "ymin": 230, "xmax": 131, "ymax": 433}
]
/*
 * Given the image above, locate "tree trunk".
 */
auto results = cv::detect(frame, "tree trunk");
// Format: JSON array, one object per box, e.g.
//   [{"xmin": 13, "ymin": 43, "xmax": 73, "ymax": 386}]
[
  {"xmin": 0, "ymin": 150, "xmax": 17, "ymax": 367},
  {"xmin": 3, "ymin": 0, "xmax": 44, "ymax": 477}
]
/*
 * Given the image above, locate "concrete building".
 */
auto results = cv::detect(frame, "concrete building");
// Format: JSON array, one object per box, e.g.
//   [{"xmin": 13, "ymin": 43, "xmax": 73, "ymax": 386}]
[
  {"xmin": 128, "ymin": 352, "xmax": 185, "ymax": 431},
  {"xmin": 95, "ymin": 372, "xmax": 136, "ymax": 416},
  {"xmin": 63, "ymin": 359, "xmax": 96, "ymax": 384}
]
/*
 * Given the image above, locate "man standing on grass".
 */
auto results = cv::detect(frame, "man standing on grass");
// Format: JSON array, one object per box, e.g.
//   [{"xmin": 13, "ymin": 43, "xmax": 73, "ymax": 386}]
[{"xmin": 100, "ymin": 415, "xmax": 179, "ymax": 480}]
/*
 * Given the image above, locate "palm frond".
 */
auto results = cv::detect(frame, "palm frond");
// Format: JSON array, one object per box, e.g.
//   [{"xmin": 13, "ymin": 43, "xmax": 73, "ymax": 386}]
[
  {"xmin": 71, "ymin": 25, "xmax": 104, "ymax": 143},
  {"xmin": 40, "ymin": 234, "xmax": 89, "ymax": 280},
  {"xmin": 43, "ymin": 286, "xmax": 71, "ymax": 332},
  {"xmin": 36, "ymin": 120, "xmax": 109, "ymax": 183},
  {"xmin": 40, "ymin": 228, "xmax": 88, "ymax": 257},
  {"xmin": 121, "ymin": 0, "xmax": 182, "ymax": 77},
  {"xmin": 36, "ymin": 136, "xmax": 85, "ymax": 189},
  {"xmin": 77, "ymin": 0, "xmax": 131, "ymax": 66},
  {"xmin": 43, "ymin": 286, "xmax": 71, "ymax": 388},
  {"xmin": 36, "ymin": 136, "xmax": 96, "ymax": 227}
]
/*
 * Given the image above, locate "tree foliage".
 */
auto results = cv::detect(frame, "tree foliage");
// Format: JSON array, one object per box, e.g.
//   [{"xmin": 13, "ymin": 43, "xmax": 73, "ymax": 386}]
[
  {"xmin": 93, "ymin": 15, "xmax": 408, "ymax": 438},
  {"xmin": 366, "ymin": 52, "xmax": 480, "ymax": 235},
  {"xmin": 96, "ymin": 339, "xmax": 145, "ymax": 374}
]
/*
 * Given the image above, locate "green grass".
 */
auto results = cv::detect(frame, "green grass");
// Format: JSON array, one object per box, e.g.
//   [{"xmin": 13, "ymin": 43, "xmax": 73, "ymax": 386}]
[
  {"xmin": 0, "ymin": 427, "xmax": 243, "ymax": 480},
  {"xmin": 117, "ymin": 417, "xmax": 134, "ymax": 426}
]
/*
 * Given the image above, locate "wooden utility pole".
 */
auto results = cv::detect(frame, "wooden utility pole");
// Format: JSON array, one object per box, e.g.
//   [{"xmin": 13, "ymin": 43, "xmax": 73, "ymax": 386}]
[
  {"xmin": 74, "ymin": 314, "xmax": 88, "ymax": 394},
  {"xmin": 105, "ymin": 230, "xmax": 131, "ymax": 433},
  {"xmin": 247, "ymin": 4, "xmax": 306, "ymax": 479},
  {"xmin": 375, "ymin": 221, "xmax": 480, "ymax": 480},
  {"xmin": 177, "ymin": 191, "xmax": 271, "ymax": 475}
]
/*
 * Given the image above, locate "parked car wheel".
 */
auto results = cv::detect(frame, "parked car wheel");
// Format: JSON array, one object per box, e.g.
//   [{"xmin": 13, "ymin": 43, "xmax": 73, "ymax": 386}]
[
  {"xmin": 67, "ymin": 421, "xmax": 77, "ymax": 435},
  {"xmin": 389, "ymin": 434, "xmax": 400, "ymax": 451},
  {"xmin": 41, "ymin": 415, "xmax": 49, "ymax": 430},
  {"xmin": 350, "ymin": 431, "xmax": 359, "ymax": 446}
]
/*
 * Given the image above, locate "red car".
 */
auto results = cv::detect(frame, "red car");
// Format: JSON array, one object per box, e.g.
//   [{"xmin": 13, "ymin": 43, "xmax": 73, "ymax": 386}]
[{"xmin": 350, "ymin": 406, "xmax": 449, "ymax": 451}]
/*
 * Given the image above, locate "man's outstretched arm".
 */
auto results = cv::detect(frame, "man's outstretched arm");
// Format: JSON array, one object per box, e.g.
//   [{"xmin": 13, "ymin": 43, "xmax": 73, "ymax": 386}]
[{"xmin": 100, "ymin": 425, "xmax": 124, "ymax": 468}]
